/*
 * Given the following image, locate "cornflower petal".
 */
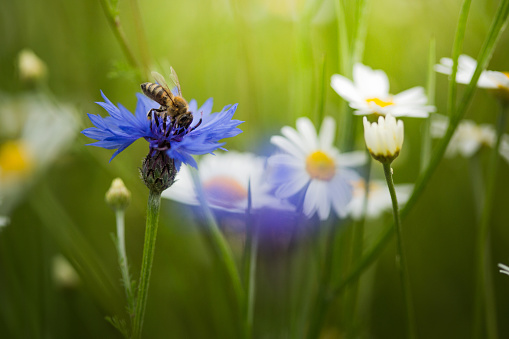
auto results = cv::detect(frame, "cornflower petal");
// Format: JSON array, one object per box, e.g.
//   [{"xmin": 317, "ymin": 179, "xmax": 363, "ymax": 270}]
[{"xmin": 82, "ymin": 91, "xmax": 242, "ymax": 166}]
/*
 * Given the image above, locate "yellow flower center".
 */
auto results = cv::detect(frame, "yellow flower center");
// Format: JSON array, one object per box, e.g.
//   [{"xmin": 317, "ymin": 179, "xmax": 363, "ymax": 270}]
[
  {"xmin": 503, "ymin": 72, "xmax": 509, "ymax": 79},
  {"xmin": 0, "ymin": 140, "xmax": 34, "ymax": 179},
  {"xmin": 366, "ymin": 97, "xmax": 394, "ymax": 108},
  {"xmin": 305, "ymin": 151, "xmax": 336, "ymax": 181},
  {"xmin": 203, "ymin": 176, "xmax": 248, "ymax": 207}
]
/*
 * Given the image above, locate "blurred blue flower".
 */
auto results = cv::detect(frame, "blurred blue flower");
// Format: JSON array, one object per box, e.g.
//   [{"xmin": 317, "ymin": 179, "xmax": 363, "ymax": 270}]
[{"xmin": 82, "ymin": 91, "xmax": 243, "ymax": 170}]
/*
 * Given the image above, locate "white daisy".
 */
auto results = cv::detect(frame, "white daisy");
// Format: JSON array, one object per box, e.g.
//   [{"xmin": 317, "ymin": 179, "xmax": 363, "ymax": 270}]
[
  {"xmin": 331, "ymin": 63, "xmax": 435, "ymax": 118},
  {"xmin": 0, "ymin": 94, "xmax": 78, "ymax": 217},
  {"xmin": 363, "ymin": 114, "xmax": 404, "ymax": 164},
  {"xmin": 431, "ymin": 115, "xmax": 498, "ymax": 158},
  {"xmin": 162, "ymin": 151, "xmax": 291, "ymax": 213},
  {"xmin": 347, "ymin": 179, "xmax": 413, "ymax": 220},
  {"xmin": 267, "ymin": 116, "xmax": 366, "ymax": 221},
  {"xmin": 435, "ymin": 54, "xmax": 509, "ymax": 90}
]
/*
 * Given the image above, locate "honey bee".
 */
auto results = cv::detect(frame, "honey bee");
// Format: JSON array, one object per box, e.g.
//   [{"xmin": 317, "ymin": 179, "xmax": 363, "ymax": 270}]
[{"xmin": 141, "ymin": 68, "xmax": 193, "ymax": 130}]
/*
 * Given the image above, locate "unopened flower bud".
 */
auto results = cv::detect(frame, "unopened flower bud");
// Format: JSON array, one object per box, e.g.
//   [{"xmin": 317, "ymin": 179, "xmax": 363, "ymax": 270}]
[
  {"xmin": 18, "ymin": 49, "xmax": 47, "ymax": 83},
  {"xmin": 141, "ymin": 151, "xmax": 177, "ymax": 193},
  {"xmin": 52, "ymin": 255, "xmax": 80, "ymax": 289},
  {"xmin": 105, "ymin": 178, "xmax": 131, "ymax": 210},
  {"xmin": 363, "ymin": 114, "xmax": 404, "ymax": 164}
]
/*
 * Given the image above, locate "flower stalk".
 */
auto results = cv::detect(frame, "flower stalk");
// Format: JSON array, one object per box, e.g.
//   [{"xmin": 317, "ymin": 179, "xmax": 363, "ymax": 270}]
[
  {"xmin": 114, "ymin": 209, "xmax": 135, "ymax": 315},
  {"xmin": 383, "ymin": 162, "xmax": 417, "ymax": 339},
  {"xmin": 242, "ymin": 183, "xmax": 258, "ymax": 339},
  {"xmin": 131, "ymin": 189, "xmax": 161, "ymax": 339}
]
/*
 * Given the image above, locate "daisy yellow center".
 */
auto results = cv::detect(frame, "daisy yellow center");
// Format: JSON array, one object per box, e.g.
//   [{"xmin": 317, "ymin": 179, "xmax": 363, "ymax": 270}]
[
  {"xmin": 0, "ymin": 140, "xmax": 33, "ymax": 179},
  {"xmin": 203, "ymin": 176, "xmax": 248, "ymax": 207},
  {"xmin": 503, "ymin": 72, "xmax": 509, "ymax": 78},
  {"xmin": 306, "ymin": 151, "xmax": 336, "ymax": 181},
  {"xmin": 366, "ymin": 97, "xmax": 394, "ymax": 108}
]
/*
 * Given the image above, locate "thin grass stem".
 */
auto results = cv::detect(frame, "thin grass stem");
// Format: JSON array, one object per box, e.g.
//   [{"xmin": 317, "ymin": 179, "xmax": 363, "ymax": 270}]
[
  {"xmin": 190, "ymin": 169, "xmax": 245, "ymax": 336},
  {"xmin": 472, "ymin": 102, "xmax": 508, "ymax": 339}
]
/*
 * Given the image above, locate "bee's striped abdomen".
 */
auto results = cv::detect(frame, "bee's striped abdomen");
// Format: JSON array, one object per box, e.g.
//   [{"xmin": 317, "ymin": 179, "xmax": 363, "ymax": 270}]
[{"xmin": 140, "ymin": 82, "xmax": 170, "ymax": 107}]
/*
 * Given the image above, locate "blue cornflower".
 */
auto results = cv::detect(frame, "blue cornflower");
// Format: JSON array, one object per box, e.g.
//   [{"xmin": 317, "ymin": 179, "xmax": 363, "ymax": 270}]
[{"xmin": 82, "ymin": 91, "xmax": 243, "ymax": 171}]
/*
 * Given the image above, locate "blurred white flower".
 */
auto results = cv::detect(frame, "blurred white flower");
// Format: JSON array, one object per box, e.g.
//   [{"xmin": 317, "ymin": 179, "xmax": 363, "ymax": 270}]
[
  {"xmin": 331, "ymin": 63, "xmax": 435, "ymax": 118},
  {"xmin": 162, "ymin": 151, "xmax": 290, "ymax": 213},
  {"xmin": 498, "ymin": 263, "xmax": 509, "ymax": 276},
  {"xmin": 435, "ymin": 54, "xmax": 509, "ymax": 90},
  {"xmin": 431, "ymin": 115, "xmax": 509, "ymax": 165},
  {"xmin": 0, "ymin": 94, "xmax": 78, "ymax": 217},
  {"xmin": 347, "ymin": 179, "xmax": 413, "ymax": 220},
  {"xmin": 363, "ymin": 114, "xmax": 404, "ymax": 163},
  {"xmin": 18, "ymin": 49, "xmax": 47, "ymax": 82},
  {"xmin": 267, "ymin": 116, "xmax": 366, "ymax": 221},
  {"xmin": 431, "ymin": 116, "xmax": 497, "ymax": 158}
]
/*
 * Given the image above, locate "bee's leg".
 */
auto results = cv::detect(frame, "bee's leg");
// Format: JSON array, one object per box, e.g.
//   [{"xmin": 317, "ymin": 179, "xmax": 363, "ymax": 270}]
[
  {"xmin": 190, "ymin": 118, "xmax": 203, "ymax": 132},
  {"xmin": 147, "ymin": 108, "xmax": 159, "ymax": 120}
]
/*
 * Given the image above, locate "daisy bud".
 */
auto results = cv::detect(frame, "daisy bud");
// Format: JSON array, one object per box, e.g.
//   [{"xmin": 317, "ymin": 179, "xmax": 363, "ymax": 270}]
[
  {"xmin": 105, "ymin": 178, "xmax": 131, "ymax": 210},
  {"xmin": 52, "ymin": 255, "xmax": 80, "ymax": 289},
  {"xmin": 141, "ymin": 151, "xmax": 177, "ymax": 193},
  {"xmin": 363, "ymin": 114, "xmax": 404, "ymax": 164},
  {"xmin": 18, "ymin": 49, "xmax": 47, "ymax": 83}
]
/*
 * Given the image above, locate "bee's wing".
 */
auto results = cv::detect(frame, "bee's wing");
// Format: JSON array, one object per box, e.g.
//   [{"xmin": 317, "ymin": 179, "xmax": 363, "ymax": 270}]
[
  {"xmin": 169, "ymin": 67, "xmax": 183, "ymax": 97},
  {"xmin": 151, "ymin": 71, "xmax": 174, "ymax": 98}
]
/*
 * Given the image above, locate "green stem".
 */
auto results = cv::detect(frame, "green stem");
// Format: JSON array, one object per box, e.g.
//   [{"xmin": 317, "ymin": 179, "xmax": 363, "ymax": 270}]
[
  {"xmin": 128, "ymin": 0, "xmax": 151, "ymax": 77},
  {"xmin": 98, "ymin": 0, "xmax": 142, "ymax": 82},
  {"xmin": 306, "ymin": 221, "xmax": 338, "ymax": 339},
  {"xmin": 115, "ymin": 209, "xmax": 135, "ymax": 315},
  {"xmin": 421, "ymin": 38, "xmax": 436, "ymax": 173},
  {"xmin": 447, "ymin": 0, "xmax": 472, "ymax": 117},
  {"xmin": 242, "ymin": 182, "xmax": 258, "ymax": 339},
  {"xmin": 243, "ymin": 223, "xmax": 258, "ymax": 339},
  {"xmin": 345, "ymin": 155, "xmax": 372, "ymax": 336},
  {"xmin": 383, "ymin": 163, "xmax": 417, "ymax": 339},
  {"xmin": 132, "ymin": 190, "xmax": 161, "ymax": 339},
  {"xmin": 190, "ymin": 170, "xmax": 245, "ymax": 335},
  {"xmin": 468, "ymin": 152, "xmax": 484, "ymax": 219},
  {"xmin": 472, "ymin": 102, "xmax": 508, "ymax": 339}
]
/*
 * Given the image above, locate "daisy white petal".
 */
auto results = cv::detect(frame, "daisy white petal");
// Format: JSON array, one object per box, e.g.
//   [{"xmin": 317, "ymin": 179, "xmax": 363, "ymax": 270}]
[
  {"xmin": 268, "ymin": 116, "xmax": 364, "ymax": 220},
  {"xmin": 271, "ymin": 135, "xmax": 306, "ymax": 159},
  {"xmin": 331, "ymin": 74, "xmax": 363, "ymax": 103},
  {"xmin": 296, "ymin": 117, "xmax": 319, "ymax": 150},
  {"xmin": 332, "ymin": 63, "xmax": 434, "ymax": 118}
]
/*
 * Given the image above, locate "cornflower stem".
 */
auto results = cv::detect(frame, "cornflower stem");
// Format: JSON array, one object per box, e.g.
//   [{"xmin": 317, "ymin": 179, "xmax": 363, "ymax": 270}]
[
  {"xmin": 383, "ymin": 162, "xmax": 417, "ymax": 339},
  {"xmin": 114, "ymin": 209, "xmax": 135, "ymax": 314},
  {"xmin": 472, "ymin": 102, "xmax": 508, "ymax": 339},
  {"xmin": 132, "ymin": 190, "xmax": 161, "ymax": 339}
]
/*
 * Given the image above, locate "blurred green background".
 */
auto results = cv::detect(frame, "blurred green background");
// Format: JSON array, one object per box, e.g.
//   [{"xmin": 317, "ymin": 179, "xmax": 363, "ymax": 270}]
[{"xmin": 1, "ymin": 0, "xmax": 509, "ymax": 338}]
